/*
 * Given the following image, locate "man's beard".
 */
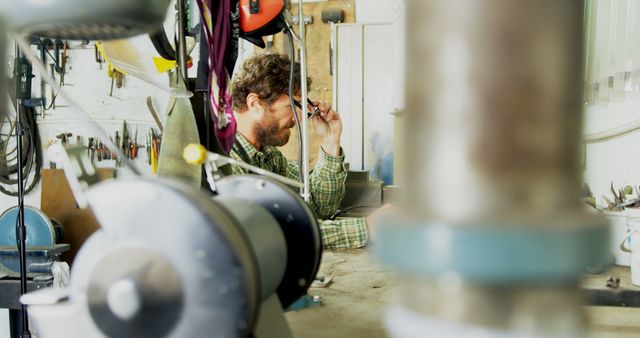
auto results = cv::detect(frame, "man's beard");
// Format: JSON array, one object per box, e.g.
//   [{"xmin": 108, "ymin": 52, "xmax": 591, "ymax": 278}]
[{"xmin": 255, "ymin": 118, "xmax": 293, "ymax": 147}]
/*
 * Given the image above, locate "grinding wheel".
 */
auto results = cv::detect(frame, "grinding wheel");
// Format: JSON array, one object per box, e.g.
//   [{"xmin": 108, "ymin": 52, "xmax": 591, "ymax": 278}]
[
  {"xmin": 68, "ymin": 179, "xmax": 261, "ymax": 338},
  {"xmin": 0, "ymin": 206, "xmax": 56, "ymax": 247}
]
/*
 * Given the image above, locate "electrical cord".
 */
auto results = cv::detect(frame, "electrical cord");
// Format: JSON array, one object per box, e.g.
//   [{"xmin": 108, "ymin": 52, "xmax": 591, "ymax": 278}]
[
  {"xmin": 0, "ymin": 103, "xmax": 43, "ymax": 196},
  {"xmin": 284, "ymin": 25, "xmax": 305, "ymax": 186},
  {"xmin": 329, "ymin": 205, "xmax": 378, "ymax": 220}
]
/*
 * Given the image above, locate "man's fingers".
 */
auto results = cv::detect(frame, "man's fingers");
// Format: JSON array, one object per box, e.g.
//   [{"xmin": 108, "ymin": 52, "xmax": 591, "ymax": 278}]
[{"xmin": 322, "ymin": 109, "xmax": 337, "ymax": 122}]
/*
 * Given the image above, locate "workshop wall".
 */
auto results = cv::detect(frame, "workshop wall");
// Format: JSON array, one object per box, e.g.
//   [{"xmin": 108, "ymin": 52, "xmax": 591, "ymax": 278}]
[
  {"xmin": 0, "ymin": 42, "xmax": 177, "ymax": 213},
  {"xmin": 354, "ymin": 0, "xmax": 395, "ymax": 22},
  {"xmin": 583, "ymin": 99, "xmax": 640, "ymax": 206}
]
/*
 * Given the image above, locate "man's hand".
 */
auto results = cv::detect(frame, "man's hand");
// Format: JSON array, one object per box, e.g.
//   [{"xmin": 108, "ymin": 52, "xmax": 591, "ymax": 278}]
[
  {"xmin": 365, "ymin": 204, "xmax": 396, "ymax": 242},
  {"xmin": 310, "ymin": 101, "xmax": 342, "ymax": 156}
]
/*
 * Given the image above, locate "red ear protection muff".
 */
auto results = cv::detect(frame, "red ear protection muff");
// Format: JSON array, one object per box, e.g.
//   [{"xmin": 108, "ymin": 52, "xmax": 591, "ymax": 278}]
[{"xmin": 239, "ymin": 0, "xmax": 286, "ymax": 48}]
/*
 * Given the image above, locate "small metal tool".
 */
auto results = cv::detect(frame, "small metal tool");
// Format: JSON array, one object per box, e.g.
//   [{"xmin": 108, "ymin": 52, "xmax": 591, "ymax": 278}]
[{"xmin": 293, "ymin": 98, "xmax": 322, "ymax": 119}]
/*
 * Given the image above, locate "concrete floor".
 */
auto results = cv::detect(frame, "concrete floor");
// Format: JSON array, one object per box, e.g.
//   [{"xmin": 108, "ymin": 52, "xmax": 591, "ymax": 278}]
[
  {"xmin": 286, "ymin": 250, "xmax": 640, "ymax": 338},
  {"xmin": 286, "ymin": 250, "xmax": 394, "ymax": 338}
]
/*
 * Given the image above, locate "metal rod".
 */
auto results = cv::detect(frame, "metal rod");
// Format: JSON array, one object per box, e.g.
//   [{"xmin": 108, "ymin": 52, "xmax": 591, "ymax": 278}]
[
  {"xmin": 400, "ymin": 0, "xmax": 591, "ymax": 334},
  {"xmin": 297, "ymin": 0, "xmax": 310, "ymax": 202},
  {"xmin": 207, "ymin": 153, "xmax": 304, "ymax": 189},
  {"xmin": 177, "ymin": 0, "xmax": 189, "ymax": 84},
  {"xmin": 14, "ymin": 43, "xmax": 31, "ymax": 338}
]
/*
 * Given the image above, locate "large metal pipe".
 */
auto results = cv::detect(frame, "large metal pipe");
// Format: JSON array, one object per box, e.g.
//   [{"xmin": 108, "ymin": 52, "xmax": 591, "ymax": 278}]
[
  {"xmin": 405, "ymin": 0, "xmax": 585, "ymax": 224},
  {"xmin": 297, "ymin": 0, "xmax": 311, "ymax": 203},
  {"xmin": 384, "ymin": 0, "xmax": 607, "ymax": 336},
  {"xmin": 176, "ymin": 0, "xmax": 189, "ymax": 84}
]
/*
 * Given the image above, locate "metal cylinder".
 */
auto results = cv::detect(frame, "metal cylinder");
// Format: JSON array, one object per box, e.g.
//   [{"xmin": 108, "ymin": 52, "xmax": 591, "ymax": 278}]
[
  {"xmin": 405, "ymin": 0, "xmax": 586, "ymax": 225},
  {"xmin": 216, "ymin": 197, "xmax": 288, "ymax": 301},
  {"xmin": 396, "ymin": 0, "xmax": 601, "ymax": 336},
  {"xmin": 0, "ymin": 0, "xmax": 171, "ymax": 40},
  {"xmin": 177, "ymin": 0, "xmax": 189, "ymax": 83}
]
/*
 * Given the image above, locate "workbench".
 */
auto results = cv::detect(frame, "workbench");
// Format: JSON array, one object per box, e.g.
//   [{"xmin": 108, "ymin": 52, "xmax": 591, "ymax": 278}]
[
  {"xmin": 286, "ymin": 250, "xmax": 640, "ymax": 338},
  {"xmin": 584, "ymin": 266, "xmax": 640, "ymax": 307}
]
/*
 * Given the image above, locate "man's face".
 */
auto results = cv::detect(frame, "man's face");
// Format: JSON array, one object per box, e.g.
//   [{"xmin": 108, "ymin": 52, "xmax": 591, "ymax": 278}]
[{"xmin": 255, "ymin": 94, "xmax": 299, "ymax": 147}]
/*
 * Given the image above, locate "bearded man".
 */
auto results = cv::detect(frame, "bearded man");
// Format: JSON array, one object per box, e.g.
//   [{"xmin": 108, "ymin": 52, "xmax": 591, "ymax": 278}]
[{"xmin": 230, "ymin": 53, "xmax": 389, "ymax": 249}]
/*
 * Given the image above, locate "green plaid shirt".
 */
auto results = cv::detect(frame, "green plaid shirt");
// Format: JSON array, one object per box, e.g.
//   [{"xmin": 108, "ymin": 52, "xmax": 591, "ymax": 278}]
[{"xmin": 230, "ymin": 133, "xmax": 368, "ymax": 249}]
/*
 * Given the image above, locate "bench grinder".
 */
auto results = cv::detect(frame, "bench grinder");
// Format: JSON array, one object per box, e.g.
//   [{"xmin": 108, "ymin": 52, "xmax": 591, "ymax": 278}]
[{"xmin": 22, "ymin": 171, "xmax": 321, "ymax": 338}]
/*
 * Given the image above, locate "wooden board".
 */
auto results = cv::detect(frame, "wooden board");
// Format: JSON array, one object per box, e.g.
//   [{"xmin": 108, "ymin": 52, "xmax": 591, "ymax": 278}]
[{"xmin": 40, "ymin": 169, "xmax": 114, "ymax": 264}]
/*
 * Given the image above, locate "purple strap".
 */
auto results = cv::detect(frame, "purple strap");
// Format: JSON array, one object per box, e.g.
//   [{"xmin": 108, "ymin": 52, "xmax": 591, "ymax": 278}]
[{"xmin": 197, "ymin": 0, "xmax": 237, "ymax": 154}]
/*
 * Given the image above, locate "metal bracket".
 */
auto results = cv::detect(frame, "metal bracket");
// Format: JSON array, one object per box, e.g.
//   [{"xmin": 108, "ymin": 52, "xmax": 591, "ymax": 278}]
[
  {"xmin": 250, "ymin": 0, "xmax": 260, "ymax": 14},
  {"xmin": 285, "ymin": 294, "xmax": 321, "ymax": 311},
  {"xmin": 48, "ymin": 144, "xmax": 101, "ymax": 209},
  {"xmin": 203, "ymin": 161, "xmax": 222, "ymax": 192},
  {"xmin": 291, "ymin": 15, "xmax": 313, "ymax": 25}
]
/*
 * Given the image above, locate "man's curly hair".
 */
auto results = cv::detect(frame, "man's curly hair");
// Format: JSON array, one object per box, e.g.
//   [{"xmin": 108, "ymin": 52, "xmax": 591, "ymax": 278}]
[{"xmin": 231, "ymin": 53, "xmax": 311, "ymax": 111}]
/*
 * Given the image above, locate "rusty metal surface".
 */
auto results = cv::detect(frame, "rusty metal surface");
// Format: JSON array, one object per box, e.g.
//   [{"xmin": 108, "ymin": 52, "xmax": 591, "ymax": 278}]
[
  {"xmin": 393, "ymin": 0, "xmax": 605, "ymax": 335},
  {"xmin": 404, "ymin": 0, "xmax": 587, "ymax": 225}
]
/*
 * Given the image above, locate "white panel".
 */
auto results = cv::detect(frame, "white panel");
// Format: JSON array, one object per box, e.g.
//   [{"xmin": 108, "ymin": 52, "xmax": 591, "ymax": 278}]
[
  {"xmin": 363, "ymin": 24, "xmax": 394, "ymax": 183},
  {"xmin": 333, "ymin": 24, "xmax": 364, "ymax": 170},
  {"xmin": 391, "ymin": 0, "xmax": 406, "ymax": 184},
  {"xmin": 0, "ymin": 309, "xmax": 8, "ymax": 338},
  {"xmin": 392, "ymin": 0, "xmax": 406, "ymax": 110}
]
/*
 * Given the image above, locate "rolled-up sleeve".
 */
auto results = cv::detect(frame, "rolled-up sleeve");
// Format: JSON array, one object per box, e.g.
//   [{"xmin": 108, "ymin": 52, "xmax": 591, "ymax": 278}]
[
  {"xmin": 319, "ymin": 217, "xmax": 368, "ymax": 250},
  {"xmin": 309, "ymin": 147, "xmax": 347, "ymax": 219}
]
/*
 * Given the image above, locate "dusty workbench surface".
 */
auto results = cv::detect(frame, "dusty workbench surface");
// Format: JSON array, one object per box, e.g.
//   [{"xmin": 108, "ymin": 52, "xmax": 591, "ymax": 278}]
[
  {"xmin": 583, "ymin": 265, "xmax": 640, "ymax": 337},
  {"xmin": 285, "ymin": 249, "xmax": 396, "ymax": 338}
]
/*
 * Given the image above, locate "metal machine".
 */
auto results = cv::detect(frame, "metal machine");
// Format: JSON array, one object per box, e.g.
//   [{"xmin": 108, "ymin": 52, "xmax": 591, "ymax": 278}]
[
  {"xmin": 0, "ymin": 1, "xmax": 172, "ymax": 336},
  {"xmin": 0, "ymin": 1, "xmax": 321, "ymax": 335},
  {"xmin": 21, "ymin": 145, "xmax": 321, "ymax": 338},
  {"xmin": 0, "ymin": 206, "xmax": 67, "ymax": 275}
]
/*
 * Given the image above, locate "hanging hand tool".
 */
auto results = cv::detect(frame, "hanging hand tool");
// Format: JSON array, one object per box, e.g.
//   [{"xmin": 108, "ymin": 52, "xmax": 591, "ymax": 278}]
[
  {"xmin": 94, "ymin": 45, "xmax": 103, "ymax": 70},
  {"xmin": 107, "ymin": 65, "xmax": 124, "ymax": 97},
  {"xmin": 87, "ymin": 138, "xmax": 95, "ymax": 162},
  {"xmin": 121, "ymin": 121, "xmax": 130, "ymax": 160},
  {"xmin": 149, "ymin": 128, "xmax": 160, "ymax": 174},
  {"xmin": 96, "ymin": 140, "xmax": 103, "ymax": 162},
  {"xmin": 111, "ymin": 135, "xmax": 118, "ymax": 161},
  {"xmin": 146, "ymin": 131, "xmax": 152, "ymax": 165},
  {"xmin": 146, "ymin": 97, "xmax": 164, "ymax": 132},
  {"xmin": 56, "ymin": 133, "xmax": 72, "ymax": 145},
  {"xmin": 60, "ymin": 42, "xmax": 68, "ymax": 86},
  {"xmin": 130, "ymin": 126, "xmax": 139, "ymax": 159}
]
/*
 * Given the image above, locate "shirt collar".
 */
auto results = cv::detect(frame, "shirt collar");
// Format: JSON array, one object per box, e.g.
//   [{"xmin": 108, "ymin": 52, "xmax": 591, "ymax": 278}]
[{"xmin": 235, "ymin": 133, "xmax": 279, "ymax": 161}]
